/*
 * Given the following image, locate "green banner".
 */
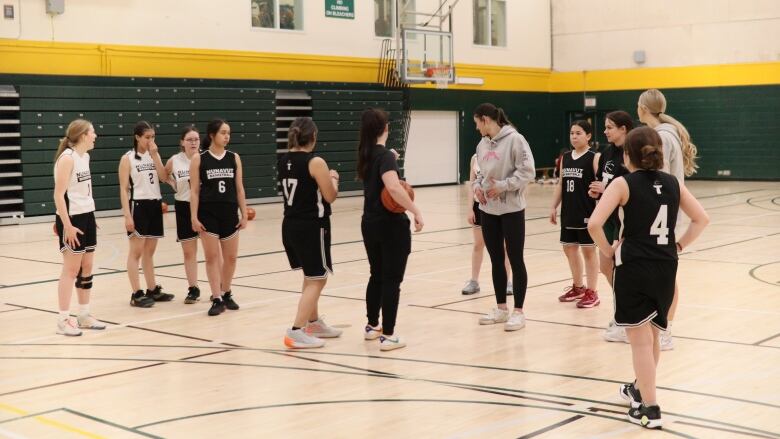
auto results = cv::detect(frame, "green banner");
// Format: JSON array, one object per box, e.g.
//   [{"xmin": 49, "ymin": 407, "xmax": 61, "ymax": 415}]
[{"xmin": 325, "ymin": 0, "xmax": 354, "ymax": 19}]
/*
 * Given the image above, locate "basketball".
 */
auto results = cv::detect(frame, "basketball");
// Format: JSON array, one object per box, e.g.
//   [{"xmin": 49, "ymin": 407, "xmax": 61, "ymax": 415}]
[
  {"xmin": 52, "ymin": 222, "xmax": 57, "ymax": 236},
  {"xmin": 247, "ymin": 207, "xmax": 256, "ymax": 220},
  {"xmin": 161, "ymin": 202, "xmax": 168, "ymax": 213},
  {"xmin": 381, "ymin": 180, "xmax": 414, "ymax": 213}
]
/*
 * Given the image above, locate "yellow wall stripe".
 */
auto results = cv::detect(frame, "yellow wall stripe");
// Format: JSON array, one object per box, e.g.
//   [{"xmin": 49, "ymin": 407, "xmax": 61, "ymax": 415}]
[{"xmin": 1, "ymin": 40, "xmax": 778, "ymax": 92}]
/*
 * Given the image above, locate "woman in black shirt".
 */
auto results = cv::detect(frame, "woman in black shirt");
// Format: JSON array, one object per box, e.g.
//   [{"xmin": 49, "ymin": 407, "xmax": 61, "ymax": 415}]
[{"xmin": 357, "ymin": 108, "xmax": 423, "ymax": 352}]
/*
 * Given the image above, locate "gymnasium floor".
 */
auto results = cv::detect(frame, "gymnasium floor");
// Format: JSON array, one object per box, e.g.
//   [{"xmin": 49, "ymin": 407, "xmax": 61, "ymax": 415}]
[{"xmin": 0, "ymin": 181, "xmax": 778, "ymax": 438}]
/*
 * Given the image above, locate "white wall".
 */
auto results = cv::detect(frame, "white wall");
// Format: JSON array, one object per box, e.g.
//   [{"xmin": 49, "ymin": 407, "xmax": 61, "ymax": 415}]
[
  {"xmin": 404, "ymin": 111, "xmax": 459, "ymax": 186},
  {"xmin": 1, "ymin": 0, "xmax": 550, "ymax": 69},
  {"xmin": 552, "ymin": 0, "xmax": 780, "ymax": 71}
]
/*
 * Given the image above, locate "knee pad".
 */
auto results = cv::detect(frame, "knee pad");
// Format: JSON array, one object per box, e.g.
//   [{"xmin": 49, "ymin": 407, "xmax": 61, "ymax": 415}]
[{"xmin": 75, "ymin": 274, "xmax": 94, "ymax": 290}]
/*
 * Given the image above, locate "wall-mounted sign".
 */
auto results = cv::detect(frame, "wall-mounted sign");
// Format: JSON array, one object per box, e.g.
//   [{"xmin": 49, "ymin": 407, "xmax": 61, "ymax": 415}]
[
  {"xmin": 325, "ymin": 0, "xmax": 354, "ymax": 19},
  {"xmin": 584, "ymin": 96, "xmax": 597, "ymax": 109}
]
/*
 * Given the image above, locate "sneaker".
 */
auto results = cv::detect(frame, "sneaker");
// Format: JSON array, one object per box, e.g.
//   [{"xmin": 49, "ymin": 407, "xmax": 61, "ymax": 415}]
[
  {"xmin": 208, "ymin": 297, "xmax": 226, "ymax": 316},
  {"xmin": 130, "ymin": 290, "xmax": 155, "ymax": 308},
  {"xmin": 56, "ymin": 318, "xmax": 82, "ymax": 336},
  {"xmin": 379, "ymin": 334, "xmax": 406, "ymax": 351},
  {"xmin": 504, "ymin": 311, "xmax": 526, "ymax": 331},
  {"xmin": 461, "ymin": 280, "xmax": 480, "ymax": 295},
  {"xmin": 284, "ymin": 328, "xmax": 325, "ymax": 349},
  {"xmin": 478, "ymin": 307, "xmax": 509, "ymax": 325},
  {"xmin": 77, "ymin": 314, "xmax": 106, "ymax": 330},
  {"xmin": 619, "ymin": 382, "xmax": 642, "ymax": 408},
  {"xmin": 576, "ymin": 289, "xmax": 601, "ymax": 308},
  {"xmin": 603, "ymin": 321, "xmax": 628, "ymax": 343},
  {"xmin": 222, "ymin": 291, "xmax": 239, "ymax": 310},
  {"xmin": 628, "ymin": 404, "xmax": 663, "ymax": 429},
  {"xmin": 305, "ymin": 316, "xmax": 342, "ymax": 338},
  {"xmin": 145, "ymin": 285, "xmax": 174, "ymax": 302},
  {"xmin": 184, "ymin": 286, "xmax": 200, "ymax": 304},
  {"xmin": 364, "ymin": 324, "xmax": 382, "ymax": 340},
  {"xmin": 506, "ymin": 282, "xmax": 513, "ymax": 295},
  {"xmin": 558, "ymin": 284, "xmax": 585, "ymax": 302},
  {"xmin": 660, "ymin": 329, "xmax": 674, "ymax": 351}
]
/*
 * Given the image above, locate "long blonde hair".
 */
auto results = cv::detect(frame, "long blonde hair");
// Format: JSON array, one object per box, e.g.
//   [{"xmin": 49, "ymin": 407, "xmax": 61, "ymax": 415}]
[
  {"xmin": 54, "ymin": 119, "xmax": 92, "ymax": 160},
  {"xmin": 638, "ymin": 89, "xmax": 698, "ymax": 176}
]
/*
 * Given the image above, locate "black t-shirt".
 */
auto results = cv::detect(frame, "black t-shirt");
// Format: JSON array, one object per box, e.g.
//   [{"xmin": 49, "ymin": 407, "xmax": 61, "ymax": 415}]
[
  {"xmin": 561, "ymin": 150, "xmax": 597, "ymax": 228},
  {"xmin": 277, "ymin": 151, "xmax": 331, "ymax": 221},
  {"xmin": 596, "ymin": 144, "xmax": 628, "ymax": 226},
  {"xmin": 362, "ymin": 145, "xmax": 405, "ymax": 221},
  {"xmin": 617, "ymin": 170, "xmax": 680, "ymax": 265},
  {"xmin": 199, "ymin": 150, "xmax": 237, "ymax": 205}
]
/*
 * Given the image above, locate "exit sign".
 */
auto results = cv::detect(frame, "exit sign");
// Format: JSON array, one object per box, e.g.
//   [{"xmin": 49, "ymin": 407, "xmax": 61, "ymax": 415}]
[{"xmin": 325, "ymin": 0, "xmax": 354, "ymax": 19}]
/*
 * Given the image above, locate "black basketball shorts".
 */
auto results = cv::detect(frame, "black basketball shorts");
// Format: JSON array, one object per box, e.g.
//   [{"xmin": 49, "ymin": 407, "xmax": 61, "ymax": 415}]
[{"xmin": 282, "ymin": 217, "xmax": 333, "ymax": 279}]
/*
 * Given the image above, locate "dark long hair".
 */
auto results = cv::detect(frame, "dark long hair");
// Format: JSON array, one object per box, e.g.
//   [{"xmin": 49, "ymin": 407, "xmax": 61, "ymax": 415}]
[
  {"xmin": 202, "ymin": 119, "xmax": 227, "ymax": 149},
  {"xmin": 179, "ymin": 125, "xmax": 199, "ymax": 152},
  {"xmin": 473, "ymin": 103, "xmax": 512, "ymax": 127},
  {"xmin": 605, "ymin": 110, "xmax": 634, "ymax": 135},
  {"xmin": 625, "ymin": 126, "xmax": 664, "ymax": 171},
  {"xmin": 288, "ymin": 117, "xmax": 318, "ymax": 149},
  {"xmin": 133, "ymin": 121, "xmax": 154, "ymax": 159},
  {"xmin": 357, "ymin": 108, "xmax": 389, "ymax": 181}
]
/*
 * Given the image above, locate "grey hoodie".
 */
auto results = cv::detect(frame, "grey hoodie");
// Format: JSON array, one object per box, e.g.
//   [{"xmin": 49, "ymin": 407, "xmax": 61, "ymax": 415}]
[
  {"xmin": 655, "ymin": 123, "xmax": 684, "ymax": 183},
  {"xmin": 472, "ymin": 125, "xmax": 536, "ymax": 215}
]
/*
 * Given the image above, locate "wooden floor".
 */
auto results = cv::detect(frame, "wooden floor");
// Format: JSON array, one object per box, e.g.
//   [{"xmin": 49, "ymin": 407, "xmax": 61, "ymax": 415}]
[{"xmin": 0, "ymin": 181, "xmax": 778, "ymax": 438}]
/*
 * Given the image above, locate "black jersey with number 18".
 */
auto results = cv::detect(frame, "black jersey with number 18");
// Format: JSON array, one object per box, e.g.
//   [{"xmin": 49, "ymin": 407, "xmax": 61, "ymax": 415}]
[
  {"xmin": 616, "ymin": 170, "xmax": 680, "ymax": 266},
  {"xmin": 277, "ymin": 151, "xmax": 331, "ymax": 221},
  {"xmin": 561, "ymin": 150, "xmax": 596, "ymax": 229},
  {"xmin": 199, "ymin": 150, "xmax": 237, "ymax": 204}
]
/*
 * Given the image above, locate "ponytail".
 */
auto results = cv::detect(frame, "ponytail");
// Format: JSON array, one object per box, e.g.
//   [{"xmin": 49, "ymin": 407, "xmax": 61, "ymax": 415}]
[
  {"xmin": 287, "ymin": 117, "xmax": 318, "ymax": 149},
  {"xmin": 658, "ymin": 113, "xmax": 698, "ymax": 176},
  {"xmin": 625, "ymin": 127, "xmax": 664, "ymax": 171},
  {"xmin": 357, "ymin": 108, "xmax": 389, "ymax": 181},
  {"xmin": 54, "ymin": 119, "xmax": 92, "ymax": 161},
  {"xmin": 473, "ymin": 103, "xmax": 513, "ymax": 127},
  {"xmin": 133, "ymin": 120, "xmax": 154, "ymax": 160}
]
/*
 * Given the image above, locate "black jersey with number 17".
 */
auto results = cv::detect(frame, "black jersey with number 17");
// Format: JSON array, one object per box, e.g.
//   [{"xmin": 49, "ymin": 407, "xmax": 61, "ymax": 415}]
[
  {"xmin": 277, "ymin": 152, "xmax": 331, "ymax": 220},
  {"xmin": 616, "ymin": 170, "xmax": 680, "ymax": 266},
  {"xmin": 199, "ymin": 150, "xmax": 237, "ymax": 204}
]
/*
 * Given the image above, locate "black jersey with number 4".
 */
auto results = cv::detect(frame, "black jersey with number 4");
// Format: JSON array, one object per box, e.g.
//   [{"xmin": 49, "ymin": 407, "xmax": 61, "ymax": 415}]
[
  {"xmin": 199, "ymin": 150, "xmax": 237, "ymax": 204},
  {"xmin": 561, "ymin": 150, "xmax": 597, "ymax": 228},
  {"xmin": 616, "ymin": 170, "xmax": 680, "ymax": 266},
  {"xmin": 277, "ymin": 152, "xmax": 331, "ymax": 220}
]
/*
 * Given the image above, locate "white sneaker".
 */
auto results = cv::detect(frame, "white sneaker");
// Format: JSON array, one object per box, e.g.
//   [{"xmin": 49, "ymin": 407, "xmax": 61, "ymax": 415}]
[
  {"xmin": 77, "ymin": 314, "xmax": 106, "ymax": 330},
  {"xmin": 507, "ymin": 282, "xmax": 513, "ymax": 295},
  {"xmin": 461, "ymin": 280, "xmax": 480, "ymax": 295},
  {"xmin": 364, "ymin": 324, "xmax": 382, "ymax": 340},
  {"xmin": 305, "ymin": 316, "xmax": 342, "ymax": 338},
  {"xmin": 57, "ymin": 318, "xmax": 82, "ymax": 336},
  {"xmin": 504, "ymin": 311, "xmax": 525, "ymax": 331},
  {"xmin": 603, "ymin": 320, "xmax": 628, "ymax": 343},
  {"xmin": 479, "ymin": 308, "xmax": 509, "ymax": 325},
  {"xmin": 284, "ymin": 328, "xmax": 325, "ymax": 349},
  {"xmin": 660, "ymin": 329, "xmax": 674, "ymax": 351},
  {"xmin": 379, "ymin": 334, "xmax": 406, "ymax": 351}
]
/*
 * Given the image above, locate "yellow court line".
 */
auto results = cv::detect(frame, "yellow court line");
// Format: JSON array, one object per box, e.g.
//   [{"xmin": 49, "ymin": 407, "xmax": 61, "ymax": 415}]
[{"xmin": 0, "ymin": 402, "xmax": 107, "ymax": 439}]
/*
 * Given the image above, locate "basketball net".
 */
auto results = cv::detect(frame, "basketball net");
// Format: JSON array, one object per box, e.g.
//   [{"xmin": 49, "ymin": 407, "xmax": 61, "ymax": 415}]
[{"xmin": 431, "ymin": 65, "xmax": 451, "ymax": 89}]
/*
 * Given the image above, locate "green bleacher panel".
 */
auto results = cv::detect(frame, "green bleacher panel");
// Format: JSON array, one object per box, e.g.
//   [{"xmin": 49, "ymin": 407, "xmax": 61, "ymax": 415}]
[
  {"xmin": 310, "ymin": 90, "xmax": 403, "ymax": 101},
  {"xmin": 21, "ymin": 98, "xmax": 276, "ymax": 112},
  {"xmin": 19, "ymin": 85, "xmax": 274, "ymax": 100},
  {"xmin": 312, "ymin": 100, "xmax": 403, "ymax": 111},
  {"xmin": 21, "ymin": 121, "xmax": 276, "ymax": 137},
  {"xmin": 311, "ymin": 110, "xmax": 403, "ymax": 121},
  {"xmin": 21, "ymin": 110, "xmax": 276, "ymax": 125}
]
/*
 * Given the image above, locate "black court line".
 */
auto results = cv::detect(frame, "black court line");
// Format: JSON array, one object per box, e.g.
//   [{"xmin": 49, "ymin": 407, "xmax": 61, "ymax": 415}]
[
  {"xmin": 697, "ymin": 189, "xmax": 771, "ymax": 200},
  {"xmin": 130, "ymin": 398, "xmax": 694, "ymax": 438},
  {"xmin": 748, "ymin": 261, "xmax": 780, "ymax": 288},
  {"xmin": 674, "ymin": 420, "xmax": 780, "ymax": 439},
  {"xmin": 0, "ymin": 408, "xmax": 62, "ymax": 425},
  {"xmin": 680, "ymin": 257, "xmax": 761, "ymax": 266},
  {"xmin": 59, "ymin": 408, "xmax": 164, "ymax": 439},
  {"xmin": 3, "ymin": 343, "xmax": 777, "ymax": 437},
  {"xmin": 516, "ymin": 415, "xmax": 584, "ymax": 439},
  {"xmin": 411, "ymin": 303, "xmax": 780, "ymax": 350},
  {"xmin": 747, "ymin": 196, "xmax": 780, "ymax": 212},
  {"xmin": 431, "ymin": 277, "xmax": 573, "ymax": 308},
  {"xmin": 0, "ymin": 255, "xmax": 66, "ymax": 266},
  {"xmin": 754, "ymin": 332, "xmax": 780, "ymax": 346},
  {"xmin": 683, "ymin": 232, "xmax": 780, "ymax": 255}
]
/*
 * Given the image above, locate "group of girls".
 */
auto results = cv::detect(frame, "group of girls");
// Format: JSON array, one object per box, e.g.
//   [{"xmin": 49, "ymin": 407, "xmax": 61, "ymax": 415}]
[
  {"xmin": 54, "ymin": 118, "xmax": 247, "ymax": 337},
  {"xmin": 465, "ymin": 89, "xmax": 707, "ymax": 429}
]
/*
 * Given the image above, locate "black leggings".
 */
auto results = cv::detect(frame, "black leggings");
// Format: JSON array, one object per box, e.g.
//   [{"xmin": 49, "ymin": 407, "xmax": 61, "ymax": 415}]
[
  {"xmin": 481, "ymin": 210, "xmax": 528, "ymax": 308},
  {"xmin": 362, "ymin": 217, "xmax": 411, "ymax": 335}
]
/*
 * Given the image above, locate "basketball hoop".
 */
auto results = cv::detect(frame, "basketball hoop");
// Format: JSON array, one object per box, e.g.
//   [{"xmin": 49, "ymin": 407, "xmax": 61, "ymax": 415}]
[{"xmin": 424, "ymin": 65, "xmax": 452, "ymax": 89}]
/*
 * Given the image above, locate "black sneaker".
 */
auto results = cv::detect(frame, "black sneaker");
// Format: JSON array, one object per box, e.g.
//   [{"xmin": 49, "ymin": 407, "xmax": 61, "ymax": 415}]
[
  {"xmin": 208, "ymin": 297, "xmax": 226, "ymax": 316},
  {"xmin": 146, "ymin": 285, "xmax": 174, "ymax": 302},
  {"xmin": 130, "ymin": 290, "xmax": 155, "ymax": 308},
  {"xmin": 619, "ymin": 381, "xmax": 642, "ymax": 408},
  {"xmin": 184, "ymin": 286, "xmax": 200, "ymax": 304},
  {"xmin": 628, "ymin": 404, "xmax": 662, "ymax": 429},
  {"xmin": 222, "ymin": 291, "xmax": 239, "ymax": 310}
]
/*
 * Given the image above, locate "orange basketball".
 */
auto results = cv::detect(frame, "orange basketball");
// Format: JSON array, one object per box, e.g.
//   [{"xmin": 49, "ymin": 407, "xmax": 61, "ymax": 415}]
[
  {"xmin": 161, "ymin": 202, "xmax": 169, "ymax": 213},
  {"xmin": 381, "ymin": 180, "xmax": 414, "ymax": 213},
  {"xmin": 52, "ymin": 222, "xmax": 58, "ymax": 236},
  {"xmin": 247, "ymin": 207, "xmax": 256, "ymax": 220}
]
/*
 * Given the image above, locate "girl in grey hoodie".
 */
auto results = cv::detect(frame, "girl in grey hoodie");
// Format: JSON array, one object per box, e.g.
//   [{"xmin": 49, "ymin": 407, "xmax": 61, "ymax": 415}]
[{"xmin": 471, "ymin": 103, "xmax": 536, "ymax": 331}]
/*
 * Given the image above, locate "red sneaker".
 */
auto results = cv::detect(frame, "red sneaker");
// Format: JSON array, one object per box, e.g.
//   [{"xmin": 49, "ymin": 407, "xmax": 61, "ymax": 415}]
[
  {"xmin": 576, "ymin": 289, "xmax": 601, "ymax": 308},
  {"xmin": 558, "ymin": 284, "xmax": 585, "ymax": 302}
]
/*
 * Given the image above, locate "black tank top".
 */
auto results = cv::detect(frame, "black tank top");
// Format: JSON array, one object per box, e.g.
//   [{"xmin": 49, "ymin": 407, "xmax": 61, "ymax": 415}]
[
  {"xmin": 277, "ymin": 151, "xmax": 331, "ymax": 220},
  {"xmin": 199, "ymin": 150, "xmax": 237, "ymax": 204},
  {"xmin": 616, "ymin": 170, "xmax": 680, "ymax": 265},
  {"xmin": 561, "ymin": 150, "xmax": 596, "ymax": 228}
]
